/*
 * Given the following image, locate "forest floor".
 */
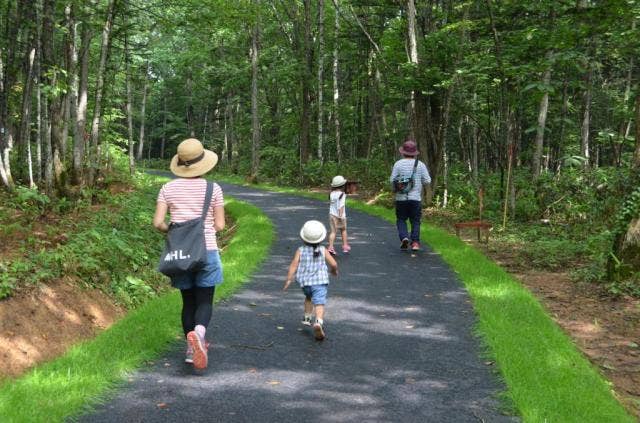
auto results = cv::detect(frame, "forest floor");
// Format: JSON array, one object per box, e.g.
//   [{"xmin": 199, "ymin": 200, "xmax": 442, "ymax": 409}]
[{"xmin": 430, "ymin": 213, "xmax": 640, "ymax": 418}]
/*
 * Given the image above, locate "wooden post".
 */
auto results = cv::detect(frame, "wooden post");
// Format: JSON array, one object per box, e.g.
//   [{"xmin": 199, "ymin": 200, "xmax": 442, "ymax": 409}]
[{"xmin": 502, "ymin": 144, "xmax": 513, "ymax": 229}]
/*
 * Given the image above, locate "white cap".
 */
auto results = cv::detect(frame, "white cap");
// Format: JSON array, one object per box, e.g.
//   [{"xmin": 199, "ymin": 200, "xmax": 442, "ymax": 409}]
[
  {"xmin": 331, "ymin": 175, "xmax": 347, "ymax": 188},
  {"xmin": 300, "ymin": 220, "xmax": 327, "ymax": 244}
]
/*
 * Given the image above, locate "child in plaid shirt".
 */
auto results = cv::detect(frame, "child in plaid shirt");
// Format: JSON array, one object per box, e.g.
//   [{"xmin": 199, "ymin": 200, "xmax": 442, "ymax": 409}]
[{"xmin": 283, "ymin": 220, "xmax": 338, "ymax": 340}]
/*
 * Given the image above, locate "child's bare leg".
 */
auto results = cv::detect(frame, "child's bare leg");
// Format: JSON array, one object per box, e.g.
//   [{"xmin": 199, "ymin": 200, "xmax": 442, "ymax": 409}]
[
  {"xmin": 340, "ymin": 228, "xmax": 348, "ymax": 248},
  {"xmin": 304, "ymin": 297, "xmax": 313, "ymax": 315},
  {"xmin": 314, "ymin": 304, "xmax": 325, "ymax": 322},
  {"xmin": 328, "ymin": 230, "xmax": 336, "ymax": 249}
]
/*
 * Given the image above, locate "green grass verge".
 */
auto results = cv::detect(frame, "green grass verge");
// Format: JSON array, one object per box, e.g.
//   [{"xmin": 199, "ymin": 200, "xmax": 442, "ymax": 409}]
[
  {"xmin": 213, "ymin": 176, "xmax": 633, "ymax": 423},
  {"xmin": 0, "ymin": 190, "xmax": 273, "ymax": 422}
]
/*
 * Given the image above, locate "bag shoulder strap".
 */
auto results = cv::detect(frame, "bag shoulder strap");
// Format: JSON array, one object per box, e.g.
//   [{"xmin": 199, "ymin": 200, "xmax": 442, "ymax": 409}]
[
  {"xmin": 201, "ymin": 181, "xmax": 214, "ymax": 220},
  {"xmin": 410, "ymin": 158, "xmax": 419, "ymax": 177}
]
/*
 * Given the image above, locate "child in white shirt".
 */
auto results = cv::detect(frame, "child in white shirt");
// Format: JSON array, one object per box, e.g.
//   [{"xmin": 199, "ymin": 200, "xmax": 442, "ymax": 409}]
[{"xmin": 327, "ymin": 175, "xmax": 350, "ymax": 255}]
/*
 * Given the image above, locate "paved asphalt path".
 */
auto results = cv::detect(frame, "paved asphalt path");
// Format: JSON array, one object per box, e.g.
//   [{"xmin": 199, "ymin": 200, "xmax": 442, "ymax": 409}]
[{"xmin": 77, "ymin": 182, "xmax": 517, "ymax": 423}]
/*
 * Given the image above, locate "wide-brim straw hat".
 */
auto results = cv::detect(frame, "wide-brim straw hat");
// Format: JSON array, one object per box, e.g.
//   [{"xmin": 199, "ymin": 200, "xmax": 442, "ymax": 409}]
[
  {"xmin": 170, "ymin": 138, "xmax": 218, "ymax": 178},
  {"xmin": 300, "ymin": 220, "xmax": 327, "ymax": 244},
  {"xmin": 331, "ymin": 175, "xmax": 347, "ymax": 188},
  {"xmin": 399, "ymin": 140, "xmax": 419, "ymax": 156}
]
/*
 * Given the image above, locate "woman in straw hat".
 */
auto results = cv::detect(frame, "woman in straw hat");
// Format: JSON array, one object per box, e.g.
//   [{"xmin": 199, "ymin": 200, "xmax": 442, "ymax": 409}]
[
  {"xmin": 283, "ymin": 220, "xmax": 338, "ymax": 341},
  {"xmin": 153, "ymin": 138, "xmax": 224, "ymax": 369}
]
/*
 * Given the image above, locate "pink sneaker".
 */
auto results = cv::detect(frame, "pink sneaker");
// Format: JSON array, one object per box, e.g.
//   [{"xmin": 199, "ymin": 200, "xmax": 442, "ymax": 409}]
[
  {"xmin": 187, "ymin": 331, "xmax": 208, "ymax": 369},
  {"xmin": 342, "ymin": 244, "xmax": 351, "ymax": 253},
  {"xmin": 327, "ymin": 246, "xmax": 336, "ymax": 255}
]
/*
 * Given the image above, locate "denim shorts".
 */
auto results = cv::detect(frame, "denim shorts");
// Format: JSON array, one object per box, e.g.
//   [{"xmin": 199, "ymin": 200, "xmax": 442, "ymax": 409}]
[
  {"xmin": 170, "ymin": 250, "xmax": 223, "ymax": 290},
  {"xmin": 302, "ymin": 284, "xmax": 328, "ymax": 305}
]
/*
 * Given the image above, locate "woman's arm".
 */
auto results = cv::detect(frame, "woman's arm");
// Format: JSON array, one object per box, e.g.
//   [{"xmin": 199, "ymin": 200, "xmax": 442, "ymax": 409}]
[
  {"xmin": 153, "ymin": 202, "xmax": 169, "ymax": 233},
  {"xmin": 213, "ymin": 205, "xmax": 225, "ymax": 232},
  {"xmin": 283, "ymin": 249, "xmax": 301, "ymax": 290}
]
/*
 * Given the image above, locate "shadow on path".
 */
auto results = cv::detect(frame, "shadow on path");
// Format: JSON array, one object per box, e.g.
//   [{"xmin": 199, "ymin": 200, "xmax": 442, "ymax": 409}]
[{"xmin": 78, "ymin": 182, "xmax": 517, "ymax": 423}]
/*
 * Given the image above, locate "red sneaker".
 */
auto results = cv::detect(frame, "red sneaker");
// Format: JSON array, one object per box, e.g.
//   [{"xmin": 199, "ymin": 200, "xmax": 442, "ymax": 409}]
[
  {"xmin": 411, "ymin": 241, "xmax": 420, "ymax": 251},
  {"xmin": 187, "ymin": 331, "xmax": 208, "ymax": 369}
]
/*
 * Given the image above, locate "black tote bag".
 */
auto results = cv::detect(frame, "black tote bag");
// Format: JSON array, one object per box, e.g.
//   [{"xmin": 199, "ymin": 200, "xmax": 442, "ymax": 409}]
[{"xmin": 158, "ymin": 182, "xmax": 213, "ymax": 277}]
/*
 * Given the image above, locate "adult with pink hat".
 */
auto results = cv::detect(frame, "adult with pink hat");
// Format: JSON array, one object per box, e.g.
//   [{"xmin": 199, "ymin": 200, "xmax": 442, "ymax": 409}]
[{"xmin": 389, "ymin": 140, "xmax": 431, "ymax": 251}]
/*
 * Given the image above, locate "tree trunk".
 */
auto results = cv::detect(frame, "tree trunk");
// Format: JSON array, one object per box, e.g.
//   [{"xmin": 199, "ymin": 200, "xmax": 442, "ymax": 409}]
[
  {"xmin": 225, "ymin": 93, "xmax": 234, "ymax": 168},
  {"xmin": 88, "ymin": 0, "xmax": 116, "ymax": 185},
  {"xmin": 73, "ymin": 19, "xmax": 91, "ymax": 185},
  {"xmin": 250, "ymin": 6, "xmax": 261, "ymax": 181},
  {"xmin": 300, "ymin": 0, "xmax": 312, "ymax": 164},
  {"xmin": 160, "ymin": 96, "xmax": 167, "ymax": 159},
  {"xmin": 332, "ymin": 0, "xmax": 341, "ymax": 164},
  {"xmin": 581, "ymin": 66, "xmax": 592, "ymax": 168},
  {"xmin": 317, "ymin": 0, "xmax": 324, "ymax": 163},
  {"xmin": 634, "ymin": 92, "xmax": 640, "ymax": 169},
  {"xmin": 19, "ymin": 48, "xmax": 37, "ymax": 188},
  {"xmin": 406, "ymin": 0, "xmax": 418, "ymax": 140},
  {"xmin": 136, "ymin": 64, "xmax": 149, "ymax": 160},
  {"xmin": 125, "ymin": 30, "xmax": 135, "ymax": 174},
  {"xmin": 532, "ymin": 51, "xmax": 552, "ymax": 179}
]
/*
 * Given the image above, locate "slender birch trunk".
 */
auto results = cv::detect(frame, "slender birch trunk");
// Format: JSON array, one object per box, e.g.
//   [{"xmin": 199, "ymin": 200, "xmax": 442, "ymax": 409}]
[
  {"xmin": 300, "ymin": 0, "xmax": 312, "ymax": 164},
  {"xmin": 125, "ymin": 31, "xmax": 135, "ymax": 174},
  {"xmin": 88, "ymin": 0, "xmax": 116, "ymax": 185},
  {"xmin": 407, "ymin": 0, "xmax": 418, "ymax": 139},
  {"xmin": 136, "ymin": 64, "xmax": 149, "ymax": 160},
  {"xmin": 20, "ymin": 48, "xmax": 37, "ymax": 188},
  {"xmin": 332, "ymin": 0, "xmax": 341, "ymax": 164},
  {"xmin": 160, "ymin": 96, "xmax": 166, "ymax": 159},
  {"xmin": 532, "ymin": 50, "xmax": 552, "ymax": 179},
  {"xmin": 317, "ymin": 0, "xmax": 324, "ymax": 162},
  {"xmin": 634, "ymin": 92, "xmax": 640, "ymax": 169},
  {"xmin": 74, "ymin": 20, "xmax": 90, "ymax": 184},
  {"xmin": 581, "ymin": 66, "xmax": 592, "ymax": 168},
  {"xmin": 250, "ymin": 5, "xmax": 261, "ymax": 180}
]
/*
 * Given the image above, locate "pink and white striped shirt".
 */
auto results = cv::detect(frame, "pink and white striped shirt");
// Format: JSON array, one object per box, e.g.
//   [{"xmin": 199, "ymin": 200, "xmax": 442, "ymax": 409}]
[{"xmin": 157, "ymin": 178, "xmax": 224, "ymax": 251}]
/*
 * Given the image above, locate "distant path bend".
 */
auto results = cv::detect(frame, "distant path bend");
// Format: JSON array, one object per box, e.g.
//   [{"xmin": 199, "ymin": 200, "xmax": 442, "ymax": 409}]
[{"xmin": 80, "ymin": 181, "xmax": 517, "ymax": 423}]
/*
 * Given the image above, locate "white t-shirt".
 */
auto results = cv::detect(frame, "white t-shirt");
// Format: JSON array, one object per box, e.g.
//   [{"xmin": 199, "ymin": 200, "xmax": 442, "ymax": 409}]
[{"xmin": 329, "ymin": 190, "xmax": 346, "ymax": 218}]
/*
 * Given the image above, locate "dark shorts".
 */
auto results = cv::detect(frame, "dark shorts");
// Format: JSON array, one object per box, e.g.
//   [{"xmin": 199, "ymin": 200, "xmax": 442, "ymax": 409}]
[{"xmin": 170, "ymin": 250, "xmax": 223, "ymax": 290}]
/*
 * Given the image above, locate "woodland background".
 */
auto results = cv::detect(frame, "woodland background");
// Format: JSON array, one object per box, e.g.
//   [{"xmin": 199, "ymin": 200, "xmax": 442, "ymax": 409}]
[{"xmin": 1, "ymin": 0, "xmax": 640, "ymax": 294}]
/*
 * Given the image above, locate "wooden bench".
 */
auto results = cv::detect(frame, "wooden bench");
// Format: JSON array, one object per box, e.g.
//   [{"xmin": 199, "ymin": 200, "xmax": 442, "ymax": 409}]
[
  {"xmin": 454, "ymin": 220, "xmax": 493, "ymax": 243},
  {"xmin": 454, "ymin": 188, "xmax": 492, "ymax": 243}
]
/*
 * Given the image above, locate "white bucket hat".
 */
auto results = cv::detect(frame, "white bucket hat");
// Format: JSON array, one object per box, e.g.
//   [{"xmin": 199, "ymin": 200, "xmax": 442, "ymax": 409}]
[
  {"xmin": 170, "ymin": 138, "xmax": 219, "ymax": 178},
  {"xmin": 331, "ymin": 175, "xmax": 347, "ymax": 188},
  {"xmin": 300, "ymin": 220, "xmax": 327, "ymax": 244}
]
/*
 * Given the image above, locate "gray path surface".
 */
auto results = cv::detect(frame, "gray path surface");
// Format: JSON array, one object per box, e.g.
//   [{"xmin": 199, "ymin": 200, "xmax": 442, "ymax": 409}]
[{"xmin": 77, "ymin": 182, "xmax": 516, "ymax": 422}]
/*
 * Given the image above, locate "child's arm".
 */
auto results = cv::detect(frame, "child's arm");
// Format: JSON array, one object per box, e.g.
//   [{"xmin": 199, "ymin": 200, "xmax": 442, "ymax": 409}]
[
  {"xmin": 324, "ymin": 249, "xmax": 338, "ymax": 276},
  {"xmin": 283, "ymin": 249, "xmax": 301, "ymax": 290}
]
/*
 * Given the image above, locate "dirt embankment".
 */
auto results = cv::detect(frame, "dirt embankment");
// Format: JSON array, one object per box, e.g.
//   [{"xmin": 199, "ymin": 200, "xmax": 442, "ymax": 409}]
[{"xmin": 0, "ymin": 279, "xmax": 123, "ymax": 379}]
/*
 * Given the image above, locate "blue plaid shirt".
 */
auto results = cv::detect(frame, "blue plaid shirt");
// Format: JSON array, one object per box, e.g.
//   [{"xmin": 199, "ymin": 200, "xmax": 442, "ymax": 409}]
[{"xmin": 295, "ymin": 246, "xmax": 329, "ymax": 287}]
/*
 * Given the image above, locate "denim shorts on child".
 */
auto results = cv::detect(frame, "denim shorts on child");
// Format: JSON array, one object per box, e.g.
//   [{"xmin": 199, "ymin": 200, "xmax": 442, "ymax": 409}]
[
  {"xmin": 170, "ymin": 250, "xmax": 223, "ymax": 290},
  {"xmin": 302, "ymin": 284, "xmax": 328, "ymax": 305}
]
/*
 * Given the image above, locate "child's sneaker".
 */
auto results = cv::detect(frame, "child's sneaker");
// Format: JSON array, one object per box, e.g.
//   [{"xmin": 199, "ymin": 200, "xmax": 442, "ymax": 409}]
[
  {"xmin": 301, "ymin": 315, "xmax": 313, "ymax": 326},
  {"xmin": 327, "ymin": 246, "xmax": 336, "ymax": 255},
  {"xmin": 187, "ymin": 331, "xmax": 208, "ymax": 369},
  {"xmin": 342, "ymin": 244, "xmax": 351, "ymax": 253},
  {"xmin": 411, "ymin": 241, "xmax": 421, "ymax": 251},
  {"xmin": 400, "ymin": 238, "xmax": 410, "ymax": 250},
  {"xmin": 313, "ymin": 321, "xmax": 325, "ymax": 341}
]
